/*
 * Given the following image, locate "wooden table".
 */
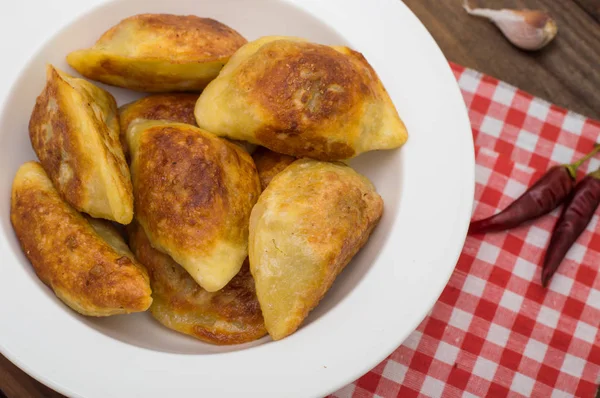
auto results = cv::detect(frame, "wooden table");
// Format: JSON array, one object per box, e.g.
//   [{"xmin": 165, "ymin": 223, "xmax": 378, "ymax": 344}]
[
  {"xmin": 405, "ymin": 0, "xmax": 600, "ymax": 120},
  {"xmin": 2, "ymin": 1, "xmax": 599, "ymax": 397}
]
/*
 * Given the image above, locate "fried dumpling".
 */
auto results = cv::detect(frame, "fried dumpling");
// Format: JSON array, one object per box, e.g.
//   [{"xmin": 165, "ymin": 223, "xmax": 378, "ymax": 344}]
[
  {"xmin": 29, "ymin": 65, "xmax": 133, "ymax": 224},
  {"xmin": 119, "ymin": 93, "xmax": 255, "ymax": 156},
  {"xmin": 128, "ymin": 121, "xmax": 261, "ymax": 292},
  {"xmin": 249, "ymin": 159, "xmax": 383, "ymax": 340},
  {"xmin": 67, "ymin": 14, "xmax": 247, "ymax": 92},
  {"xmin": 252, "ymin": 147, "xmax": 296, "ymax": 190},
  {"xmin": 10, "ymin": 162, "xmax": 152, "ymax": 316},
  {"xmin": 195, "ymin": 36, "xmax": 408, "ymax": 160},
  {"xmin": 119, "ymin": 93, "xmax": 199, "ymax": 157},
  {"xmin": 128, "ymin": 222, "xmax": 266, "ymax": 344}
]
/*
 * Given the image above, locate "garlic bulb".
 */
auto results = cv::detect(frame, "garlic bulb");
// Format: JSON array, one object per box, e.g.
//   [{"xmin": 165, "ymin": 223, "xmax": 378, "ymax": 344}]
[{"xmin": 463, "ymin": 0, "xmax": 558, "ymax": 51}]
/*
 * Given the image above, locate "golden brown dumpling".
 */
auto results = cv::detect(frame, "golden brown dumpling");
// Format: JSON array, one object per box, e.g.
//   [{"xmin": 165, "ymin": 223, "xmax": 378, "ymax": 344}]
[
  {"xmin": 29, "ymin": 65, "xmax": 133, "ymax": 224},
  {"xmin": 128, "ymin": 222, "xmax": 266, "ymax": 344},
  {"xmin": 128, "ymin": 120, "xmax": 261, "ymax": 292},
  {"xmin": 10, "ymin": 162, "xmax": 152, "ymax": 316},
  {"xmin": 67, "ymin": 14, "xmax": 247, "ymax": 92},
  {"xmin": 249, "ymin": 159, "xmax": 383, "ymax": 340},
  {"xmin": 252, "ymin": 147, "xmax": 296, "ymax": 190},
  {"xmin": 119, "ymin": 93, "xmax": 199, "ymax": 157},
  {"xmin": 119, "ymin": 93, "xmax": 255, "ymax": 156},
  {"xmin": 195, "ymin": 36, "xmax": 408, "ymax": 160}
]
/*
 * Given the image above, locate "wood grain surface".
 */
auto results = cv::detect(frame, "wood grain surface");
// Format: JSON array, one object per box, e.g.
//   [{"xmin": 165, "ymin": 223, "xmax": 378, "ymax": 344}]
[
  {"xmin": 2, "ymin": 1, "xmax": 599, "ymax": 397},
  {"xmin": 574, "ymin": 0, "xmax": 600, "ymax": 22},
  {"xmin": 405, "ymin": 0, "xmax": 600, "ymax": 120},
  {"xmin": 0, "ymin": 355, "xmax": 62, "ymax": 398}
]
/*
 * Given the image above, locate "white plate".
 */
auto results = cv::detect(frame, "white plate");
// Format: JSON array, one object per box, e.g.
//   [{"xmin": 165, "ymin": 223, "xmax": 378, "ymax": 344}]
[{"xmin": 0, "ymin": 0, "xmax": 474, "ymax": 397}]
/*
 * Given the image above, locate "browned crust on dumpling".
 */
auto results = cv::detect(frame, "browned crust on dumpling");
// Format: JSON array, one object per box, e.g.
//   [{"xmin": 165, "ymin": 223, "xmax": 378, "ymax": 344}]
[
  {"xmin": 119, "ymin": 93, "xmax": 199, "ymax": 155},
  {"xmin": 98, "ymin": 14, "xmax": 247, "ymax": 63},
  {"xmin": 249, "ymin": 42, "xmax": 366, "ymax": 124},
  {"xmin": 129, "ymin": 122, "xmax": 261, "ymax": 291},
  {"xmin": 66, "ymin": 15, "xmax": 247, "ymax": 92},
  {"xmin": 252, "ymin": 147, "xmax": 296, "ymax": 190},
  {"xmin": 135, "ymin": 127, "xmax": 226, "ymax": 253},
  {"xmin": 128, "ymin": 222, "xmax": 266, "ymax": 345},
  {"xmin": 29, "ymin": 65, "xmax": 133, "ymax": 224},
  {"xmin": 120, "ymin": 93, "xmax": 199, "ymax": 130},
  {"xmin": 29, "ymin": 67, "xmax": 85, "ymax": 206},
  {"xmin": 119, "ymin": 94, "xmax": 255, "ymax": 157},
  {"xmin": 10, "ymin": 162, "xmax": 152, "ymax": 316},
  {"xmin": 249, "ymin": 159, "xmax": 383, "ymax": 340},
  {"xmin": 236, "ymin": 41, "xmax": 371, "ymax": 159},
  {"xmin": 195, "ymin": 37, "xmax": 407, "ymax": 160}
]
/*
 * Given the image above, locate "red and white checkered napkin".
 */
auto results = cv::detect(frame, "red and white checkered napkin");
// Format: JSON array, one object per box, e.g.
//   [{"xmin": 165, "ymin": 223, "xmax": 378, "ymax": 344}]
[{"xmin": 331, "ymin": 63, "xmax": 600, "ymax": 398}]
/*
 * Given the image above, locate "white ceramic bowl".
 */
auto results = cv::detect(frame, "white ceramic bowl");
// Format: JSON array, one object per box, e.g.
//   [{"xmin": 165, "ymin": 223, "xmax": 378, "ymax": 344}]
[{"xmin": 0, "ymin": 0, "xmax": 474, "ymax": 396}]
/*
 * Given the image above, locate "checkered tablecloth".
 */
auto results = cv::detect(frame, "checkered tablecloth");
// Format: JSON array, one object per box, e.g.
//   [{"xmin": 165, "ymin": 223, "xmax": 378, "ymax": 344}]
[{"xmin": 331, "ymin": 63, "xmax": 600, "ymax": 398}]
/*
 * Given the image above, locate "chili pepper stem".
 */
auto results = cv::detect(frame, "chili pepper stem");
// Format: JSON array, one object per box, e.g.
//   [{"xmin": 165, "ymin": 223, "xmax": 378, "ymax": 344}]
[
  {"xmin": 590, "ymin": 168, "xmax": 600, "ymax": 180},
  {"xmin": 565, "ymin": 144, "xmax": 600, "ymax": 179}
]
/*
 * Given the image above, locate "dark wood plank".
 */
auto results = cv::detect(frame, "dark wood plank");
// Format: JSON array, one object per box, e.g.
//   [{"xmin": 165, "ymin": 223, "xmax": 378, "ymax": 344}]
[
  {"xmin": 403, "ymin": 0, "xmax": 600, "ymax": 120},
  {"xmin": 574, "ymin": 0, "xmax": 600, "ymax": 22},
  {"xmin": 0, "ymin": 355, "xmax": 63, "ymax": 398}
]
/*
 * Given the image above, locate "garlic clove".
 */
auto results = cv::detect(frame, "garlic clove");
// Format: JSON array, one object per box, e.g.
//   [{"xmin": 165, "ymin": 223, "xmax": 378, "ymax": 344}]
[{"xmin": 463, "ymin": 0, "xmax": 558, "ymax": 51}]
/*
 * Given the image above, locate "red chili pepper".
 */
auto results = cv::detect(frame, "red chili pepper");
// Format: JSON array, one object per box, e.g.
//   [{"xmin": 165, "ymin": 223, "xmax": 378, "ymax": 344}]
[
  {"xmin": 541, "ymin": 169, "xmax": 600, "ymax": 287},
  {"xmin": 469, "ymin": 145, "xmax": 600, "ymax": 234}
]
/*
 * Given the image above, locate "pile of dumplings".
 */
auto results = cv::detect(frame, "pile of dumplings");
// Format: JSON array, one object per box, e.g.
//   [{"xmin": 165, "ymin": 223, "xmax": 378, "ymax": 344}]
[{"xmin": 10, "ymin": 14, "xmax": 407, "ymax": 343}]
